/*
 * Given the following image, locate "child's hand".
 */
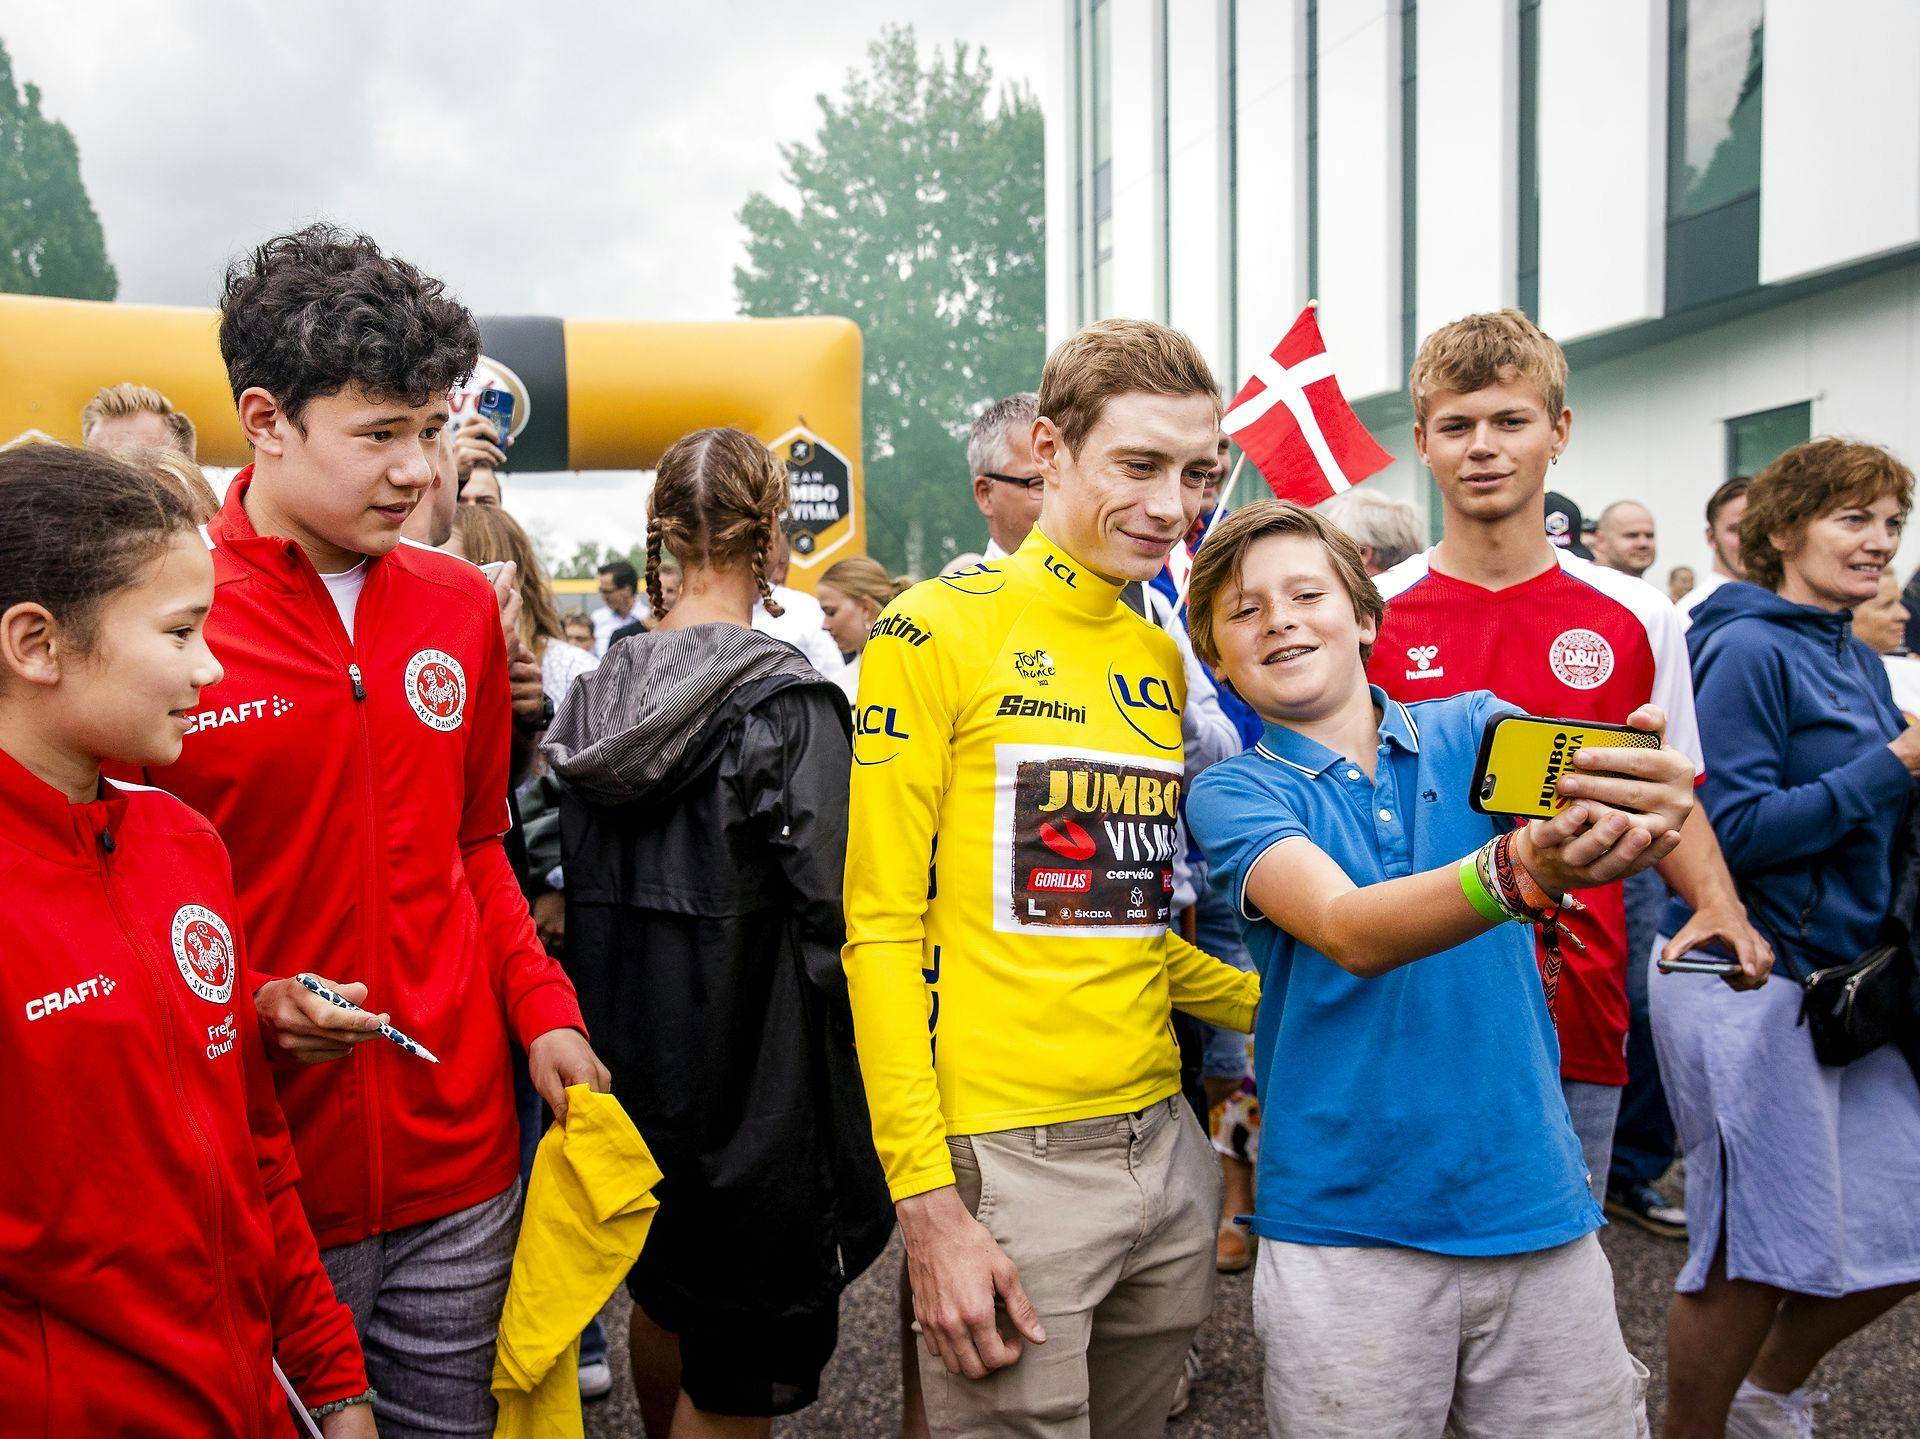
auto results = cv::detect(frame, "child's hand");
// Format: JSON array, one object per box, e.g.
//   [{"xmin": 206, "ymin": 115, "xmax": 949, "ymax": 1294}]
[
  {"xmin": 1514, "ymin": 803, "xmax": 1668, "ymax": 898},
  {"xmin": 1551, "ymin": 703, "xmax": 1695, "ymax": 837},
  {"xmin": 1513, "ymin": 706, "xmax": 1694, "ymax": 896}
]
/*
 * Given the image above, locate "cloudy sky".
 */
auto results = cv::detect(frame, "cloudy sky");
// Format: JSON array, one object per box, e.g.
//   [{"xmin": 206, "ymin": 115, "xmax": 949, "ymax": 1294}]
[{"xmin": 4, "ymin": 2, "xmax": 1054, "ymax": 557}]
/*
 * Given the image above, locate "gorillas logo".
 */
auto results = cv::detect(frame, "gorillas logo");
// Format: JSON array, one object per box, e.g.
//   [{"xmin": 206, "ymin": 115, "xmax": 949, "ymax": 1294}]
[
  {"xmin": 170, "ymin": 904, "xmax": 235, "ymax": 1005},
  {"xmin": 1107, "ymin": 667, "xmax": 1182, "ymax": 751},
  {"xmin": 405, "ymin": 650, "xmax": 467, "ymax": 731},
  {"xmin": 1039, "ymin": 817, "xmax": 1098, "ymax": 862}
]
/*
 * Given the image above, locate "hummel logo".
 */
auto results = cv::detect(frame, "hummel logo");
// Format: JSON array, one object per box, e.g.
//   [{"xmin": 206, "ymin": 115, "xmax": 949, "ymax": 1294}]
[{"xmin": 1403, "ymin": 645, "xmax": 1446, "ymax": 681}]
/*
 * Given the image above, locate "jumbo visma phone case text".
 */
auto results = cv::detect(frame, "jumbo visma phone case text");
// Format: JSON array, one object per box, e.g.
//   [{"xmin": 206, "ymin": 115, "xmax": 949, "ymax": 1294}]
[{"xmin": 1470, "ymin": 715, "xmax": 1661, "ymax": 819}]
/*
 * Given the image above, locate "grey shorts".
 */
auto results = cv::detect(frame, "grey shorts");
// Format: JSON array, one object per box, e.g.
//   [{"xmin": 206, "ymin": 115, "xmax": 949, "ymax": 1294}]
[{"xmin": 1252, "ymin": 1232, "xmax": 1648, "ymax": 1438}]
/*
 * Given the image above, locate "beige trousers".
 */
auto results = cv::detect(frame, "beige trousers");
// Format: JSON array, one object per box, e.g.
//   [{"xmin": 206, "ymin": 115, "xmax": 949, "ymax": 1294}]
[{"xmin": 921, "ymin": 1096, "xmax": 1220, "ymax": 1439}]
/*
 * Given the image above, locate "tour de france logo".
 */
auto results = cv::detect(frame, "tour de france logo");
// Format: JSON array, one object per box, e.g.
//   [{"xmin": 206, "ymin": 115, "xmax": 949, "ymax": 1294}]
[
  {"xmin": 405, "ymin": 649, "xmax": 467, "ymax": 732},
  {"xmin": 1548, "ymin": 628, "xmax": 1615, "ymax": 690},
  {"xmin": 170, "ymin": 904, "xmax": 235, "ymax": 1005}
]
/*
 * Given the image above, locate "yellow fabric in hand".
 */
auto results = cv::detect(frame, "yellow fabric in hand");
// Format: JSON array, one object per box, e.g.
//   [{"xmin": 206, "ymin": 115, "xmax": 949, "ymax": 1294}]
[{"xmin": 492, "ymin": 1087, "xmax": 662, "ymax": 1439}]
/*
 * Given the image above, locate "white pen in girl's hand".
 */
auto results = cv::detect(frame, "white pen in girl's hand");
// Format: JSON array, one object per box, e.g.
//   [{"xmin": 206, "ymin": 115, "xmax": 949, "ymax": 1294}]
[{"xmin": 294, "ymin": 973, "xmax": 440, "ymax": 1064}]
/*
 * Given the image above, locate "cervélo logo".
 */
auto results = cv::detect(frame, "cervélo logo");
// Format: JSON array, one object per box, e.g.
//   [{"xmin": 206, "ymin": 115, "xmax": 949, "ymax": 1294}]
[{"xmin": 405, "ymin": 649, "xmax": 467, "ymax": 731}]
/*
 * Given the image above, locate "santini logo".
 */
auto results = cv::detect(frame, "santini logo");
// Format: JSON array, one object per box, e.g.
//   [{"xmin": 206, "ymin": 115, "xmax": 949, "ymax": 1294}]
[
  {"xmin": 996, "ymin": 694, "xmax": 1086, "ymax": 724},
  {"xmin": 870, "ymin": 613, "xmax": 932, "ymax": 647},
  {"xmin": 1404, "ymin": 645, "xmax": 1445, "ymax": 681}
]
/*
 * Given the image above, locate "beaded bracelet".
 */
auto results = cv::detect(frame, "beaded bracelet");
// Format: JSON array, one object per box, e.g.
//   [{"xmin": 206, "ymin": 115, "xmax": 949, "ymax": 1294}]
[{"xmin": 1460, "ymin": 831, "xmax": 1591, "ymax": 1021}]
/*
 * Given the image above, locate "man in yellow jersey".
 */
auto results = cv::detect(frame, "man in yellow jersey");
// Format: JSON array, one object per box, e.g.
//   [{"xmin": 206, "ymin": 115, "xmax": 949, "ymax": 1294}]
[{"xmin": 845, "ymin": 320, "xmax": 1261, "ymax": 1436}]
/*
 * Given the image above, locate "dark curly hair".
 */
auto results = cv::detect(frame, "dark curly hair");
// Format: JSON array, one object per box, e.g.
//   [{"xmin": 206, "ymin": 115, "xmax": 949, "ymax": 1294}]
[
  {"xmin": 0, "ymin": 443, "xmax": 198, "ymax": 654},
  {"xmin": 218, "ymin": 224, "xmax": 480, "ymax": 428},
  {"xmin": 1740, "ymin": 438, "xmax": 1914, "ymax": 593}
]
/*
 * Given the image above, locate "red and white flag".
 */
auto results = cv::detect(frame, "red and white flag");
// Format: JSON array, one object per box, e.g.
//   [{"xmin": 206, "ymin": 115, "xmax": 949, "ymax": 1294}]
[{"xmin": 1223, "ymin": 304, "xmax": 1393, "ymax": 506}]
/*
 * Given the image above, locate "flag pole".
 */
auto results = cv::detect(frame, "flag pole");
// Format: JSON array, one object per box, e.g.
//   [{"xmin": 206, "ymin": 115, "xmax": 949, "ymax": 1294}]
[{"xmin": 1173, "ymin": 451, "xmax": 1247, "ymax": 613}]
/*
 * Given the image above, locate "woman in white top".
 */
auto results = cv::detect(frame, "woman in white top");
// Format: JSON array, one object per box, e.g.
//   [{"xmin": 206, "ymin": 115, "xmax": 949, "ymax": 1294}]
[
  {"xmin": 447, "ymin": 504, "xmax": 599, "ymax": 708},
  {"xmin": 1853, "ymin": 565, "xmax": 1920, "ymax": 722},
  {"xmin": 816, "ymin": 556, "xmax": 905, "ymax": 702}
]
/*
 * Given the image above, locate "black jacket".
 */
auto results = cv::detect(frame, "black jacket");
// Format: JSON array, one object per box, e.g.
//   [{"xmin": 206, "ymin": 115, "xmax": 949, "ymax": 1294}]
[{"xmin": 545, "ymin": 624, "xmax": 892, "ymax": 1325}]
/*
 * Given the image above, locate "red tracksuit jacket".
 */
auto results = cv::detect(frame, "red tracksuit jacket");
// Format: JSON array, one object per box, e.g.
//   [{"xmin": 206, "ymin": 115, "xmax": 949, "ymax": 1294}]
[
  {"xmin": 134, "ymin": 471, "xmax": 585, "ymax": 1249},
  {"xmin": 0, "ymin": 748, "xmax": 367, "ymax": 1436}
]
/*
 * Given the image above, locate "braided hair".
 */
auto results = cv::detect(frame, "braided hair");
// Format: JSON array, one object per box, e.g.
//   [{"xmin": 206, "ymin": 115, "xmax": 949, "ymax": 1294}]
[{"xmin": 646, "ymin": 428, "xmax": 790, "ymax": 621}]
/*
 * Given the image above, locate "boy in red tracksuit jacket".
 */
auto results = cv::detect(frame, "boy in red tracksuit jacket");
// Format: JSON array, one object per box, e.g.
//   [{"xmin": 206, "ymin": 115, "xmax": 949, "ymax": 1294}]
[
  {"xmin": 133, "ymin": 226, "xmax": 609, "ymax": 1437},
  {"xmin": 0, "ymin": 443, "xmax": 373, "ymax": 1437}
]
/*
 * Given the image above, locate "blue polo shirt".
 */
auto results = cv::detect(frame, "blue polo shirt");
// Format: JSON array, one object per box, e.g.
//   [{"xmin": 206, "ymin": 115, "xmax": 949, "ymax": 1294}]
[{"xmin": 1186, "ymin": 687, "xmax": 1600, "ymax": 1256}]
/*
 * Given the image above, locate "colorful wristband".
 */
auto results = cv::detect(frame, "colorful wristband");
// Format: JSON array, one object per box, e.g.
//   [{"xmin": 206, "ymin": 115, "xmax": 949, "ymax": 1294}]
[{"xmin": 1459, "ymin": 848, "xmax": 1516, "ymax": 925}]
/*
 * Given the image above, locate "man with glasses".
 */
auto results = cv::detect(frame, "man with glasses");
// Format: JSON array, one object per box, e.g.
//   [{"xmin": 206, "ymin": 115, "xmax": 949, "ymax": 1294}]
[{"xmin": 970, "ymin": 391, "xmax": 1044, "ymax": 560}]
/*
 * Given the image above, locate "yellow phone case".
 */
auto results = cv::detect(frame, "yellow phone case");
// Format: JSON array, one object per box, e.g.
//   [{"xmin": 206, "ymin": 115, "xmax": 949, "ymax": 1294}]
[{"xmin": 1470, "ymin": 715, "xmax": 1661, "ymax": 819}]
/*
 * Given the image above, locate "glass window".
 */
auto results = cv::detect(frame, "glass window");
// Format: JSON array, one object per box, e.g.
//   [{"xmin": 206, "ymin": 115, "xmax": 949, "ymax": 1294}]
[
  {"xmin": 1670, "ymin": 0, "xmax": 1764, "ymax": 220},
  {"xmin": 1726, "ymin": 401, "xmax": 1812, "ymax": 479},
  {"xmin": 1091, "ymin": 0, "xmax": 1114, "ymax": 317}
]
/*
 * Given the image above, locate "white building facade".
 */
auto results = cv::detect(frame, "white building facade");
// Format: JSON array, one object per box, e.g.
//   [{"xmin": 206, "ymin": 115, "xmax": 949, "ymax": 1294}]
[{"xmin": 1045, "ymin": 0, "xmax": 1920, "ymax": 581}]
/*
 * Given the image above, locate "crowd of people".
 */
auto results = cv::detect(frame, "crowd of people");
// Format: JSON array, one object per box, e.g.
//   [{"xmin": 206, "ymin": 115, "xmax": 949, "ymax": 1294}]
[{"xmin": 2, "ymin": 222, "xmax": 1917, "ymax": 1439}]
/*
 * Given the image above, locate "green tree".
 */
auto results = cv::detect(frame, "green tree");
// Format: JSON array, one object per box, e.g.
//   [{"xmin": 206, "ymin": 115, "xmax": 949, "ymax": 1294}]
[
  {"xmin": 736, "ymin": 26, "xmax": 1044, "ymax": 576},
  {"xmin": 552, "ymin": 538, "xmax": 644, "ymax": 581},
  {"xmin": 0, "ymin": 38, "xmax": 116, "ymax": 300}
]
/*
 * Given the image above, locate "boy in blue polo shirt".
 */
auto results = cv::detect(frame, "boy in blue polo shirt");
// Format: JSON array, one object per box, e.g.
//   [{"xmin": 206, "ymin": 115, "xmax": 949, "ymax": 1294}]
[{"xmin": 1185, "ymin": 499, "xmax": 1698, "ymax": 1438}]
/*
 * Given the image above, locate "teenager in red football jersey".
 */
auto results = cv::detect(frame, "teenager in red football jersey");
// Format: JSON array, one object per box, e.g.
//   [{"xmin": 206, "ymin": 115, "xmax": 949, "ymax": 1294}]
[
  {"xmin": 133, "ymin": 226, "xmax": 607, "ymax": 1437},
  {"xmin": 1367, "ymin": 310, "xmax": 1770, "ymax": 1206},
  {"xmin": 0, "ymin": 444, "xmax": 373, "ymax": 1437}
]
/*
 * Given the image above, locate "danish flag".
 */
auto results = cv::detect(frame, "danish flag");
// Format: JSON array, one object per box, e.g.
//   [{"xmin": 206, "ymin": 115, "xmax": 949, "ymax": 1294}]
[{"xmin": 1223, "ymin": 304, "xmax": 1393, "ymax": 507}]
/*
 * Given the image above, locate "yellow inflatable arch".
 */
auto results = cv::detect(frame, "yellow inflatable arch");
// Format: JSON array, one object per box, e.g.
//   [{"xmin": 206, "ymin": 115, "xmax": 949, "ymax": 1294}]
[{"xmin": 0, "ymin": 294, "xmax": 866, "ymax": 587}]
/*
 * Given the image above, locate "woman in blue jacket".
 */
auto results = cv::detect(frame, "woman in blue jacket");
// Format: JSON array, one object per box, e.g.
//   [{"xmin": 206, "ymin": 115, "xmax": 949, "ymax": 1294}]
[{"xmin": 1652, "ymin": 439, "xmax": 1920, "ymax": 1439}]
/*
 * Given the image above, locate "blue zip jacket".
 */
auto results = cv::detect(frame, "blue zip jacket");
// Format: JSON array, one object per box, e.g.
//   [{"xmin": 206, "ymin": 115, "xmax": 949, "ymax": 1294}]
[{"xmin": 1663, "ymin": 580, "xmax": 1913, "ymax": 974}]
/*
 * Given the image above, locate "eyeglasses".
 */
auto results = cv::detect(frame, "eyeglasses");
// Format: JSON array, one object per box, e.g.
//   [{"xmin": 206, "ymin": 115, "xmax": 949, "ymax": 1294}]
[{"xmin": 983, "ymin": 472, "xmax": 1045, "ymax": 495}]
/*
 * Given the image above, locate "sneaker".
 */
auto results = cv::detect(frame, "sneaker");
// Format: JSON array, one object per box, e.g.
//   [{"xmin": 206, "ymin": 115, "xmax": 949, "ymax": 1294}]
[
  {"xmin": 577, "ymin": 1358, "xmax": 613, "ymax": 1401},
  {"xmin": 1605, "ymin": 1181, "xmax": 1687, "ymax": 1240},
  {"xmin": 1168, "ymin": 1342, "xmax": 1204, "ymax": 1419},
  {"xmin": 1726, "ymin": 1382, "xmax": 1827, "ymax": 1439}
]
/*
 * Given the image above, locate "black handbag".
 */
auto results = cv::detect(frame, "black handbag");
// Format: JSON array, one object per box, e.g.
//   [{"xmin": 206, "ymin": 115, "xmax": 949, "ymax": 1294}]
[
  {"xmin": 1797, "ymin": 923, "xmax": 1913, "ymax": 1067},
  {"xmin": 1743, "ymin": 799, "xmax": 1920, "ymax": 1069}
]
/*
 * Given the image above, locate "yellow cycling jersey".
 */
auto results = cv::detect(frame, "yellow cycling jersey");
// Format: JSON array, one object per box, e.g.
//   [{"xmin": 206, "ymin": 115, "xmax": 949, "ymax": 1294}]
[{"xmin": 843, "ymin": 526, "xmax": 1261, "ymax": 1202}]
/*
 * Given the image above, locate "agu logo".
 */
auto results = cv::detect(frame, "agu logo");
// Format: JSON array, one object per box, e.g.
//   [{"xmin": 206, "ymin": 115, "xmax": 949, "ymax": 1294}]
[
  {"xmin": 170, "ymin": 905, "xmax": 235, "ymax": 1004},
  {"xmin": 405, "ymin": 649, "xmax": 467, "ymax": 731},
  {"xmin": 1548, "ymin": 628, "xmax": 1615, "ymax": 691}
]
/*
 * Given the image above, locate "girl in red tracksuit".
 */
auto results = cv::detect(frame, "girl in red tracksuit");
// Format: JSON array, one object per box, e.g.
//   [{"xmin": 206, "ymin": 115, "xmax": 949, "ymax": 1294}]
[{"xmin": 0, "ymin": 444, "xmax": 374, "ymax": 1438}]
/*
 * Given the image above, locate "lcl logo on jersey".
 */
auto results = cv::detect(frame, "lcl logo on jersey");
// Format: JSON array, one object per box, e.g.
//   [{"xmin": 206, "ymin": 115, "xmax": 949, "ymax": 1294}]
[
  {"xmin": 1404, "ymin": 644, "xmax": 1446, "ymax": 681},
  {"xmin": 853, "ymin": 701, "xmax": 911, "ymax": 766},
  {"xmin": 405, "ymin": 649, "xmax": 467, "ymax": 731},
  {"xmin": 1108, "ymin": 667, "xmax": 1182, "ymax": 751},
  {"xmin": 1548, "ymin": 628, "xmax": 1616, "ymax": 690},
  {"xmin": 170, "ymin": 904, "xmax": 235, "ymax": 1005}
]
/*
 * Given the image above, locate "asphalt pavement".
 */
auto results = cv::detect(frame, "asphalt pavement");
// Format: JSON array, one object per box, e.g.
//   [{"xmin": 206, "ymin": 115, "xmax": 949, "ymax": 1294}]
[{"xmin": 585, "ymin": 1207, "xmax": 1920, "ymax": 1438}]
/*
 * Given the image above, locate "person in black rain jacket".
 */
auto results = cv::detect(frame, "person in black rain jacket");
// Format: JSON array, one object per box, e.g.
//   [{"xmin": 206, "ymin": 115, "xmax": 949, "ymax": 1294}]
[{"xmin": 542, "ymin": 427, "xmax": 891, "ymax": 1434}]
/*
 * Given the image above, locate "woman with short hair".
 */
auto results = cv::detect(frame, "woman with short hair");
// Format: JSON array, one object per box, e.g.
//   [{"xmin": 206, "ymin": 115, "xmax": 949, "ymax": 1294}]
[
  {"xmin": 1652, "ymin": 438, "xmax": 1920, "ymax": 1439},
  {"xmin": 815, "ymin": 555, "xmax": 905, "ymax": 700}
]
